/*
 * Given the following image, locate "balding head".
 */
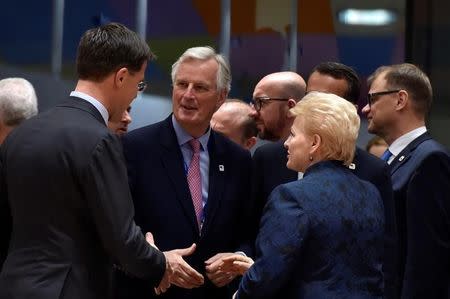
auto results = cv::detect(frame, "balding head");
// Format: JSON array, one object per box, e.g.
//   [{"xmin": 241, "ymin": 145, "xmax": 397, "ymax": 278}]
[
  {"xmin": 250, "ymin": 71, "xmax": 306, "ymax": 141},
  {"xmin": 211, "ymin": 99, "xmax": 257, "ymax": 150},
  {"xmin": 256, "ymin": 72, "xmax": 306, "ymax": 101}
]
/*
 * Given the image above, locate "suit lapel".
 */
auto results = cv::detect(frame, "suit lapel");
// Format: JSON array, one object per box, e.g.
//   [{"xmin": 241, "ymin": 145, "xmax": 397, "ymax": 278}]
[
  {"xmin": 390, "ymin": 132, "xmax": 432, "ymax": 174},
  {"xmin": 201, "ymin": 132, "xmax": 226, "ymax": 235},
  {"xmin": 159, "ymin": 116, "xmax": 199, "ymax": 234}
]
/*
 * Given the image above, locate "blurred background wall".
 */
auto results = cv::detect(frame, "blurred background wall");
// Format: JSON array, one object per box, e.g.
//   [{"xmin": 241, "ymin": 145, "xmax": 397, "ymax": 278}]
[{"xmin": 1, "ymin": 0, "xmax": 448, "ymax": 147}]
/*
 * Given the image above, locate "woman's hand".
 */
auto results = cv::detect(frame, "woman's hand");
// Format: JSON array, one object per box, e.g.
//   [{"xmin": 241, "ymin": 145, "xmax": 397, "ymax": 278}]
[{"xmin": 219, "ymin": 254, "xmax": 254, "ymax": 276}]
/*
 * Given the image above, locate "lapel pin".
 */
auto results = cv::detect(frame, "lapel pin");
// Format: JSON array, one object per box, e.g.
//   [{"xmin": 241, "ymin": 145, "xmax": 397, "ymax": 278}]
[
  {"xmin": 348, "ymin": 163, "xmax": 356, "ymax": 170},
  {"xmin": 399, "ymin": 156, "xmax": 405, "ymax": 162},
  {"xmin": 219, "ymin": 165, "xmax": 225, "ymax": 172}
]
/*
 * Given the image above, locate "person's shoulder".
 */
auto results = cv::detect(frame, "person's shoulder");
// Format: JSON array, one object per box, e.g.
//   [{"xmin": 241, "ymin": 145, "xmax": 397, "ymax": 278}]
[
  {"xmin": 417, "ymin": 138, "xmax": 450, "ymax": 157},
  {"xmin": 213, "ymin": 131, "xmax": 250, "ymax": 159},
  {"xmin": 253, "ymin": 141, "xmax": 285, "ymax": 157},
  {"xmin": 354, "ymin": 147, "xmax": 385, "ymax": 168},
  {"xmin": 123, "ymin": 120, "xmax": 166, "ymax": 144}
]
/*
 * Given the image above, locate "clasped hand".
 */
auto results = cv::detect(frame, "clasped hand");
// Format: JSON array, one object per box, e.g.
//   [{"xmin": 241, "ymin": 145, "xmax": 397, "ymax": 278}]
[{"xmin": 145, "ymin": 233, "xmax": 204, "ymax": 295}]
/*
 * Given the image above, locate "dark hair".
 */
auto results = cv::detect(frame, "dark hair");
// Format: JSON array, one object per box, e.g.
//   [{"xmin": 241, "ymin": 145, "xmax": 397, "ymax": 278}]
[
  {"xmin": 76, "ymin": 22, "xmax": 154, "ymax": 81},
  {"xmin": 367, "ymin": 63, "xmax": 432, "ymax": 116},
  {"xmin": 311, "ymin": 62, "xmax": 361, "ymax": 104}
]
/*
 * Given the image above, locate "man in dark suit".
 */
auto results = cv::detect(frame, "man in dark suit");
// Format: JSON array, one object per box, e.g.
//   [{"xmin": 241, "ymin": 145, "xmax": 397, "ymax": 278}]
[
  {"xmin": 249, "ymin": 71, "xmax": 306, "ymax": 220},
  {"xmin": 251, "ymin": 63, "xmax": 398, "ymax": 298},
  {"xmin": 0, "ymin": 23, "xmax": 203, "ymax": 299},
  {"xmin": 114, "ymin": 46, "xmax": 253, "ymax": 299},
  {"xmin": 362, "ymin": 63, "xmax": 450, "ymax": 298}
]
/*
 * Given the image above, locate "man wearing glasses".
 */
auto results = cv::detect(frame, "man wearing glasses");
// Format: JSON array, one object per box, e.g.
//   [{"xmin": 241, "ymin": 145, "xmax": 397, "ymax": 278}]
[
  {"xmin": 362, "ymin": 63, "xmax": 450, "ymax": 299},
  {"xmin": 249, "ymin": 71, "xmax": 306, "ymax": 238}
]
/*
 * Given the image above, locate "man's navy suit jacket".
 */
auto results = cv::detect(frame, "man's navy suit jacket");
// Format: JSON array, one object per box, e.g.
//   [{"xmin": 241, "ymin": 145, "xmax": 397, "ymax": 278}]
[
  {"xmin": 251, "ymin": 141, "xmax": 398, "ymax": 298},
  {"xmin": 0, "ymin": 97, "xmax": 165, "ymax": 299},
  {"xmin": 238, "ymin": 161, "xmax": 384, "ymax": 299},
  {"xmin": 114, "ymin": 115, "xmax": 253, "ymax": 299},
  {"xmin": 388, "ymin": 132, "xmax": 450, "ymax": 299}
]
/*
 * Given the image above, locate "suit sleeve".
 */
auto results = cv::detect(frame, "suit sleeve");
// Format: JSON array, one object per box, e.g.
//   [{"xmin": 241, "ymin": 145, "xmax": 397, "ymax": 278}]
[
  {"xmin": 82, "ymin": 134, "xmax": 166, "ymax": 285},
  {"xmin": 376, "ymin": 164, "xmax": 399, "ymax": 299},
  {"xmin": 248, "ymin": 147, "xmax": 265, "ymax": 254},
  {"xmin": 237, "ymin": 185, "xmax": 309, "ymax": 299},
  {"xmin": 401, "ymin": 152, "xmax": 450, "ymax": 299},
  {"xmin": 235, "ymin": 150, "xmax": 254, "ymax": 256}
]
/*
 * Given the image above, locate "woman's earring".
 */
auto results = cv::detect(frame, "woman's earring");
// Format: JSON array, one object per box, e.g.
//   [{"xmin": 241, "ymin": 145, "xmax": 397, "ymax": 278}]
[{"xmin": 309, "ymin": 155, "xmax": 313, "ymax": 161}]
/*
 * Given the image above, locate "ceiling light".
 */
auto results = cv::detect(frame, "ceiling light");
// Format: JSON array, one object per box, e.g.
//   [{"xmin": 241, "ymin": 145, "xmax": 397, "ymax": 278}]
[{"xmin": 338, "ymin": 9, "xmax": 397, "ymax": 26}]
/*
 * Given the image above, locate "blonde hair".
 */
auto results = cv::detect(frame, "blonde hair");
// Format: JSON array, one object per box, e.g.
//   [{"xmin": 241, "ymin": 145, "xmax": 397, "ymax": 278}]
[{"xmin": 289, "ymin": 92, "xmax": 360, "ymax": 166}]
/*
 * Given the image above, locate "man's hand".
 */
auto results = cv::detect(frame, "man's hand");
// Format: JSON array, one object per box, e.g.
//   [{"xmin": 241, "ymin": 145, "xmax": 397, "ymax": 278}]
[
  {"xmin": 205, "ymin": 252, "xmax": 239, "ymax": 287},
  {"xmin": 155, "ymin": 243, "xmax": 204, "ymax": 294},
  {"xmin": 220, "ymin": 254, "xmax": 254, "ymax": 276}
]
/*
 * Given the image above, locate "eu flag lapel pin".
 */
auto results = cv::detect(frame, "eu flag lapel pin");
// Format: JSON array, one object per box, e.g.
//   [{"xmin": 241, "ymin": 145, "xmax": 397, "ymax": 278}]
[{"xmin": 219, "ymin": 165, "xmax": 225, "ymax": 172}]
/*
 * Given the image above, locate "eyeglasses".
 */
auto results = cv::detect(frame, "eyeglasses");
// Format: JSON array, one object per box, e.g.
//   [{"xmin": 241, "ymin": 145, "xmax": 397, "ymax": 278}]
[
  {"xmin": 137, "ymin": 81, "xmax": 148, "ymax": 92},
  {"xmin": 251, "ymin": 97, "xmax": 289, "ymax": 112},
  {"xmin": 367, "ymin": 90, "xmax": 400, "ymax": 106}
]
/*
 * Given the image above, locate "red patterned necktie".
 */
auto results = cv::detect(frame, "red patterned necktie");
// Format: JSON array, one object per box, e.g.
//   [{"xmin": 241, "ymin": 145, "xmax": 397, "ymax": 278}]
[{"xmin": 187, "ymin": 139, "xmax": 203, "ymax": 229}]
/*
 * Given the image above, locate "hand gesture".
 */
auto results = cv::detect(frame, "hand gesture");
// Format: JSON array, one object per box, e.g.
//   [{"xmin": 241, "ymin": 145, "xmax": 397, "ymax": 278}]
[
  {"xmin": 155, "ymin": 243, "xmax": 204, "ymax": 295},
  {"xmin": 219, "ymin": 254, "xmax": 254, "ymax": 276},
  {"xmin": 205, "ymin": 252, "xmax": 239, "ymax": 287}
]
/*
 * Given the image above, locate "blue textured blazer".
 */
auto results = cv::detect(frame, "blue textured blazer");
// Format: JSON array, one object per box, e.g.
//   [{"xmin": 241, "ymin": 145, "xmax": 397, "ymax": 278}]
[
  {"xmin": 238, "ymin": 160, "xmax": 384, "ymax": 299},
  {"xmin": 388, "ymin": 132, "xmax": 450, "ymax": 299},
  {"xmin": 114, "ymin": 115, "xmax": 253, "ymax": 299},
  {"xmin": 251, "ymin": 141, "xmax": 398, "ymax": 298}
]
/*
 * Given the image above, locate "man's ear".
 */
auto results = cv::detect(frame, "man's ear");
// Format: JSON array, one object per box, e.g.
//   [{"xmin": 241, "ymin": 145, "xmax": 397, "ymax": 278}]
[
  {"xmin": 396, "ymin": 90, "xmax": 408, "ymax": 111},
  {"xmin": 216, "ymin": 90, "xmax": 227, "ymax": 110},
  {"xmin": 114, "ymin": 67, "xmax": 128, "ymax": 87},
  {"xmin": 287, "ymin": 98, "xmax": 297, "ymax": 109}
]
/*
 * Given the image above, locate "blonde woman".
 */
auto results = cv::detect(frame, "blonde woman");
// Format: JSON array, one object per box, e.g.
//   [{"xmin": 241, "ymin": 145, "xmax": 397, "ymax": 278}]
[{"xmin": 222, "ymin": 92, "xmax": 384, "ymax": 299}]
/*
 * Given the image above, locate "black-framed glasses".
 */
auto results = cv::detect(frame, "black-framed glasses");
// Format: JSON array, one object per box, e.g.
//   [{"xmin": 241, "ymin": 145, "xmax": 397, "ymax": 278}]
[
  {"xmin": 367, "ymin": 90, "xmax": 400, "ymax": 106},
  {"xmin": 137, "ymin": 81, "xmax": 148, "ymax": 92},
  {"xmin": 251, "ymin": 97, "xmax": 289, "ymax": 112}
]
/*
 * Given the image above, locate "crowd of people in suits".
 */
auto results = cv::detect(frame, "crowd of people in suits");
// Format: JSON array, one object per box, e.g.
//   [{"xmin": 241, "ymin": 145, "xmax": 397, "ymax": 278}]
[{"xmin": 0, "ymin": 22, "xmax": 449, "ymax": 299}]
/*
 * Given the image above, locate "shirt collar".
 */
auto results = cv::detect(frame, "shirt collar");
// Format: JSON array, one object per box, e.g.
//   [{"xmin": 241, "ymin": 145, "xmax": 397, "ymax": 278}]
[
  {"xmin": 389, "ymin": 126, "xmax": 427, "ymax": 157},
  {"xmin": 171, "ymin": 114, "xmax": 210, "ymax": 151},
  {"xmin": 70, "ymin": 91, "xmax": 109, "ymax": 125}
]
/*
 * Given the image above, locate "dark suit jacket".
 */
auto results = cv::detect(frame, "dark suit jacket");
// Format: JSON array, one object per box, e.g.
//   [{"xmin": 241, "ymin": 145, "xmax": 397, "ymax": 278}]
[
  {"xmin": 114, "ymin": 115, "xmax": 252, "ymax": 299},
  {"xmin": 388, "ymin": 132, "xmax": 450, "ymax": 299},
  {"xmin": 251, "ymin": 141, "xmax": 398, "ymax": 298},
  {"xmin": 0, "ymin": 97, "xmax": 166, "ymax": 299},
  {"xmin": 238, "ymin": 160, "xmax": 384, "ymax": 299}
]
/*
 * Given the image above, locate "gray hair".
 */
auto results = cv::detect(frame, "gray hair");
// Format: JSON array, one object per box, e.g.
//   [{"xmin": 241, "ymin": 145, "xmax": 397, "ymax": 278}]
[
  {"xmin": 171, "ymin": 46, "xmax": 231, "ymax": 92},
  {"xmin": 0, "ymin": 78, "xmax": 38, "ymax": 126}
]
